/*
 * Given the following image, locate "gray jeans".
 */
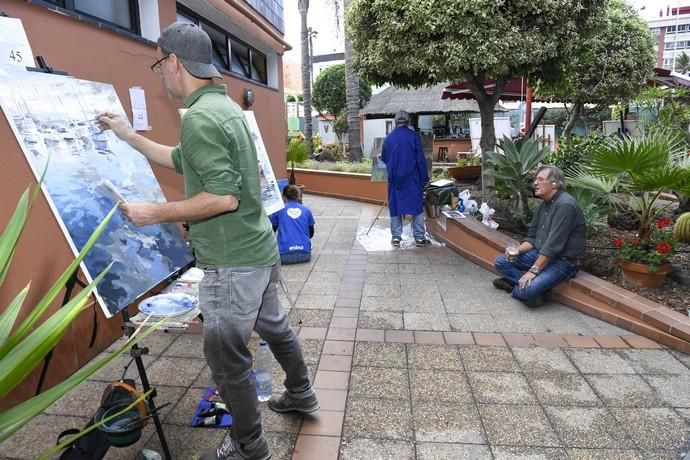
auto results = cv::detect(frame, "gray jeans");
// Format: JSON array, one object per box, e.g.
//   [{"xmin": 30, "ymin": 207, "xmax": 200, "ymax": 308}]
[{"xmin": 199, "ymin": 261, "xmax": 311, "ymax": 445}]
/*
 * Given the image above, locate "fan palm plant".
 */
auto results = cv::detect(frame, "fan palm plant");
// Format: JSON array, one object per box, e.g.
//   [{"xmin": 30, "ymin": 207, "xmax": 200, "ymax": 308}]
[
  {"xmin": 286, "ymin": 138, "xmax": 310, "ymax": 185},
  {"xmin": 485, "ymin": 136, "xmax": 552, "ymax": 229},
  {"xmin": 0, "ymin": 180, "xmax": 159, "ymax": 445},
  {"xmin": 570, "ymin": 130, "xmax": 690, "ymax": 247}
]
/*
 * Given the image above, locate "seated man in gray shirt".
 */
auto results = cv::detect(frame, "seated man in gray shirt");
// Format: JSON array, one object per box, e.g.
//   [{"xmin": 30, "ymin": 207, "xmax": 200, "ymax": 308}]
[{"xmin": 493, "ymin": 165, "xmax": 586, "ymax": 307}]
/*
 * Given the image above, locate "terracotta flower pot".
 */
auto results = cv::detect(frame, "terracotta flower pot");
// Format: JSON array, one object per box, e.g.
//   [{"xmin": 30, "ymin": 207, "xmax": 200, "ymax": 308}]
[
  {"xmin": 617, "ymin": 260, "xmax": 672, "ymax": 288},
  {"xmin": 447, "ymin": 165, "xmax": 481, "ymax": 181}
]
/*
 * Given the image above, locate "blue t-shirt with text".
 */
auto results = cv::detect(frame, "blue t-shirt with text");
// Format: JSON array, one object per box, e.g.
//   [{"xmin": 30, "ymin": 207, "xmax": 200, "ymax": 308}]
[{"xmin": 269, "ymin": 201, "xmax": 315, "ymax": 255}]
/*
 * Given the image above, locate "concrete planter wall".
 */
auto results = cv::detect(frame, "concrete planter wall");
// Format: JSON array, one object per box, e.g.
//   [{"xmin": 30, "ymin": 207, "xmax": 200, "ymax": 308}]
[{"xmin": 294, "ymin": 168, "xmax": 387, "ymax": 204}]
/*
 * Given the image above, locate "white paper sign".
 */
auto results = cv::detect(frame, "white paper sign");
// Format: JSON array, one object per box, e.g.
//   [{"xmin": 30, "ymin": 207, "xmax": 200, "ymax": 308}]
[
  {"xmin": 129, "ymin": 87, "xmax": 150, "ymax": 131},
  {"xmin": 243, "ymin": 111, "xmax": 284, "ymax": 216},
  {"xmin": 0, "ymin": 17, "xmax": 34, "ymax": 68}
]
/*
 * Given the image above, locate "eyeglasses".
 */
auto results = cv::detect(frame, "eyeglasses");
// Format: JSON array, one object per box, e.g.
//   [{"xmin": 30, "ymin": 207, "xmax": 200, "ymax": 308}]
[
  {"xmin": 534, "ymin": 176, "xmax": 550, "ymax": 183},
  {"xmin": 150, "ymin": 55, "xmax": 170, "ymax": 74}
]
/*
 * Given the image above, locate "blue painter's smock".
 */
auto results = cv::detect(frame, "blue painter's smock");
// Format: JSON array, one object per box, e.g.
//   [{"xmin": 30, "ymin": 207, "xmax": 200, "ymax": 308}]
[{"xmin": 381, "ymin": 126, "xmax": 429, "ymax": 216}]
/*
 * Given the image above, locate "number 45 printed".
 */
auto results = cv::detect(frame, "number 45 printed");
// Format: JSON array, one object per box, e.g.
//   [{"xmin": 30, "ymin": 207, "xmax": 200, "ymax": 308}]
[
  {"xmin": 0, "ymin": 16, "xmax": 35, "ymax": 68},
  {"xmin": 9, "ymin": 50, "xmax": 23, "ymax": 62}
]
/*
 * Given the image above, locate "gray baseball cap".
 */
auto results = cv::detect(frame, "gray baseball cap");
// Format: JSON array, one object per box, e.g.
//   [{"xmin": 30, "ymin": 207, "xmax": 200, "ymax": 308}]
[
  {"xmin": 395, "ymin": 110, "xmax": 410, "ymax": 125},
  {"xmin": 157, "ymin": 23, "xmax": 222, "ymax": 79}
]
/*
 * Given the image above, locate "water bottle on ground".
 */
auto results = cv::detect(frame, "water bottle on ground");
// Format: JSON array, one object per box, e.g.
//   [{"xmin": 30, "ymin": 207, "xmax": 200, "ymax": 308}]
[{"xmin": 255, "ymin": 340, "xmax": 273, "ymax": 401}]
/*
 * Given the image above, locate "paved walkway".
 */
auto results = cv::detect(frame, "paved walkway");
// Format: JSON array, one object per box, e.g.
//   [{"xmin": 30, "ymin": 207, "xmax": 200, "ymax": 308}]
[{"xmin": 2, "ymin": 194, "xmax": 690, "ymax": 460}]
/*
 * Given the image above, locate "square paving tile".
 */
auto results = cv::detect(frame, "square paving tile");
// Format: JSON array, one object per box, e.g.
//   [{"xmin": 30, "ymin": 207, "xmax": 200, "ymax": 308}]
[
  {"xmin": 402, "ymin": 313, "xmax": 451, "ymax": 331},
  {"xmin": 417, "ymin": 442, "xmax": 492, "ymax": 459},
  {"xmin": 512, "ymin": 347, "xmax": 578, "ymax": 375},
  {"xmin": 407, "ymin": 344, "xmax": 463, "ymax": 370},
  {"xmin": 352, "ymin": 342, "xmax": 407, "ymax": 368},
  {"xmin": 479, "ymin": 404, "xmax": 560, "ymax": 447},
  {"xmin": 162, "ymin": 333, "xmax": 203, "ymax": 358},
  {"xmin": 411, "ymin": 369, "xmax": 472, "ymax": 403},
  {"xmin": 339, "ymin": 437, "xmax": 415, "ymax": 460},
  {"xmin": 293, "ymin": 435, "xmax": 340, "ymax": 460},
  {"xmin": 296, "ymin": 294, "xmax": 336, "ymax": 310},
  {"xmin": 358, "ymin": 311, "xmax": 404, "ymax": 329},
  {"xmin": 527, "ymin": 373, "xmax": 601, "ymax": 407},
  {"xmin": 459, "ymin": 346, "xmax": 520, "ymax": 372},
  {"xmin": 611, "ymin": 407, "xmax": 690, "ymax": 450},
  {"xmin": 0, "ymin": 414, "xmax": 90, "ymax": 458},
  {"xmin": 619, "ymin": 349, "xmax": 690, "ymax": 375},
  {"xmin": 46, "ymin": 380, "xmax": 120, "ymax": 417},
  {"xmin": 349, "ymin": 366, "xmax": 409, "ymax": 400},
  {"xmin": 299, "ymin": 338, "xmax": 325, "ymax": 364},
  {"xmin": 448, "ymin": 313, "xmax": 498, "ymax": 333},
  {"xmin": 295, "ymin": 309, "xmax": 333, "ymax": 327},
  {"xmin": 565, "ymin": 349, "xmax": 636, "ymax": 375},
  {"xmin": 343, "ymin": 398, "xmax": 413, "ymax": 440},
  {"xmin": 669, "ymin": 350, "xmax": 690, "ymax": 370},
  {"xmin": 544, "ymin": 406, "xmax": 634, "ymax": 449},
  {"xmin": 566, "ymin": 449, "xmax": 643, "ymax": 459},
  {"xmin": 645, "ymin": 374, "xmax": 690, "ymax": 407},
  {"xmin": 585, "ymin": 374, "xmax": 663, "ymax": 407},
  {"xmin": 413, "ymin": 401, "xmax": 485, "ymax": 443},
  {"xmin": 492, "ymin": 446, "xmax": 568, "ymax": 459},
  {"xmin": 469, "ymin": 372, "xmax": 537, "ymax": 404}
]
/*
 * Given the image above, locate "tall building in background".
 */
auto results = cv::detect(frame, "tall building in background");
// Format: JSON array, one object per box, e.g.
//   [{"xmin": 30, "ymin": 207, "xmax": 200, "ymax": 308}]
[{"xmin": 646, "ymin": 5, "xmax": 690, "ymax": 70}]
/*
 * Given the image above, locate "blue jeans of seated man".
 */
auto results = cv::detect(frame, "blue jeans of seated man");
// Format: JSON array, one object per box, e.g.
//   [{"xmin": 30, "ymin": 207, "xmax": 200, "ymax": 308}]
[
  {"xmin": 199, "ymin": 261, "xmax": 312, "ymax": 446},
  {"xmin": 494, "ymin": 248, "xmax": 579, "ymax": 301},
  {"xmin": 391, "ymin": 212, "xmax": 426, "ymax": 240},
  {"xmin": 280, "ymin": 251, "xmax": 311, "ymax": 265}
]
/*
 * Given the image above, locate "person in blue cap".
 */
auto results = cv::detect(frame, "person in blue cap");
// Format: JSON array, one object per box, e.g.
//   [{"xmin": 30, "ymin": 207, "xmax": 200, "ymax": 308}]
[
  {"xmin": 381, "ymin": 110, "xmax": 431, "ymax": 247},
  {"xmin": 270, "ymin": 185, "xmax": 315, "ymax": 264}
]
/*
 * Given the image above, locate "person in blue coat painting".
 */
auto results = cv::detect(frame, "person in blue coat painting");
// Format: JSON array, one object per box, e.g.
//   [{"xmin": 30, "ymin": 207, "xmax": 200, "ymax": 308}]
[
  {"xmin": 270, "ymin": 185, "xmax": 315, "ymax": 264},
  {"xmin": 381, "ymin": 110, "xmax": 431, "ymax": 247}
]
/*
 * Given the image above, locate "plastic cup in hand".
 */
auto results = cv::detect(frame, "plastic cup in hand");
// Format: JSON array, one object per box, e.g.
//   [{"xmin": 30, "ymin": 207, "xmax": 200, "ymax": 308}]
[{"xmin": 506, "ymin": 246, "xmax": 519, "ymax": 261}]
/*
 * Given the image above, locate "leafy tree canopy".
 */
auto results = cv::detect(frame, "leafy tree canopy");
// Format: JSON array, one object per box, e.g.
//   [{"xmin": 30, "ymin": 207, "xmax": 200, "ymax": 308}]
[
  {"xmin": 346, "ymin": 0, "xmax": 602, "ymax": 87},
  {"xmin": 312, "ymin": 63, "xmax": 372, "ymax": 118},
  {"xmin": 536, "ymin": 0, "xmax": 655, "ymax": 108}
]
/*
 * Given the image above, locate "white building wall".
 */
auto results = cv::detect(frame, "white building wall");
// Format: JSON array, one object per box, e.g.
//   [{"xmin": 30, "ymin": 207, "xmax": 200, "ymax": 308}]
[{"xmin": 363, "ymin": 119, "xmax": 393, "ymax": 157}]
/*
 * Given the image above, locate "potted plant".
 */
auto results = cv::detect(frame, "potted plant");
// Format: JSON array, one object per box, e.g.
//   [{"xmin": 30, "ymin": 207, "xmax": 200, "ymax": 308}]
[
  {"xmin": 447, "ymin": 153, "xmax": 481, "ymax": 181},
  {"xmin": 567, "ymin": 130, "xmax": 690, "ymax": 287},
  {"xmin": 613, "ymin": 217, "xmax": 677, "ymax": 287},
  {"xmin": 286, "ymin": 137, "xmax": 310, "ymax": 185}
]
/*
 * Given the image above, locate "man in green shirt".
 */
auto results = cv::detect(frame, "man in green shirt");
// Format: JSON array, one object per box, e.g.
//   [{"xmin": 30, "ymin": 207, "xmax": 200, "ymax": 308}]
[{"xmin": 98, "ymin": 23, "xmax": 318, "ymax": 460}]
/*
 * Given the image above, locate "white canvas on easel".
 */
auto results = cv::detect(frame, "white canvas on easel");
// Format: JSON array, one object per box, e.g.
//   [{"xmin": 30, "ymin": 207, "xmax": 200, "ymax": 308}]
[
  {"xmin": 0, "ymin": 66, "xmax": 193, "ymax": 318},
  {"xmin": 243, "ymin": 111, "xmax": 284, "ymax": 216},
  {"xmin": 0, "ymin": 16, "xmax": 35, "ymax": 68}
]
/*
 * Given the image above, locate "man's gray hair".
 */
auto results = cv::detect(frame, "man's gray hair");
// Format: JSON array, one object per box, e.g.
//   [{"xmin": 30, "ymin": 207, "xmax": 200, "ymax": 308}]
[
  {"xmin": 395, "ymin": 110, "xmax": 410, "ymax": 126},
  {"xmin": 537, "ymin": 165, "xmax": 565, "ymax": 190}
]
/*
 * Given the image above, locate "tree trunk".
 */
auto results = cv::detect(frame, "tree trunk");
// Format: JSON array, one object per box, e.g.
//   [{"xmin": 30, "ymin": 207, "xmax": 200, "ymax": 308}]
[
  {"xmin": 466, "ymin": 72, "xmax": 507, "ymax": 205},
  {"xmin": 343, "ymin": 0, "xmax": 362, "ymax": 162},
  {"xmin": 563, "ymin": 102, "xmax": 583, "ymax": 138},
  {"xmin": 298, "ymin": 0, "xmax": 313, "ymax": 155}
]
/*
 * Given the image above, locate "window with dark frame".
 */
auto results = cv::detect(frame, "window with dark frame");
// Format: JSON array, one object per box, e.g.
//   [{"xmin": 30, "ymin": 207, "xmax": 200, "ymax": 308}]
[
  {"xmin": 39, "ymin": 0, "xmax": 140, "ymax": 34},
  {"xmin": 176, "ymin": 6, "xmax": 269, "ymax": 85}
]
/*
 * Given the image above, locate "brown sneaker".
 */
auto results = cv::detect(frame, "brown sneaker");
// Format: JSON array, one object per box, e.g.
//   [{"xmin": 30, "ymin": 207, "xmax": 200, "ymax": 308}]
[{"xmin": 492, "ymin": 277, "xmax": 513, "ymax": 293}]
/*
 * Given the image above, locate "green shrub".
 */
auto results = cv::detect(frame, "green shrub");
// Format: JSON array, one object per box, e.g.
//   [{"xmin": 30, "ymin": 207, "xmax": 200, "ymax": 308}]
[{"xmin": 546, "ymin": 134, "xmax": 606, "ymax": 173}]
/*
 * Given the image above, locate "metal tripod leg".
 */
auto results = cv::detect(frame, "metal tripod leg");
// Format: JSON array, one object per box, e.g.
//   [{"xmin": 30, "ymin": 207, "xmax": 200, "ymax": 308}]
[{"xmin": 279, "ymin": 275, "xmax": 302, "ymax": 325}]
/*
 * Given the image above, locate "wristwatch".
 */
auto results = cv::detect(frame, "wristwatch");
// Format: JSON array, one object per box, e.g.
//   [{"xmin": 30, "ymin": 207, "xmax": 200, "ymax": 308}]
[{"xmin": 529, "ymin": 265, "xmax": 540, "ymax": 275}]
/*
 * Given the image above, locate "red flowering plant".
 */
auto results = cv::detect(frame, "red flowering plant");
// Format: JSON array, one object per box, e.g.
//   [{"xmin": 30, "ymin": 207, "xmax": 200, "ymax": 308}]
[{"xmin": 613, "ymin": 217, "xmax": 677, "ymax": 272}]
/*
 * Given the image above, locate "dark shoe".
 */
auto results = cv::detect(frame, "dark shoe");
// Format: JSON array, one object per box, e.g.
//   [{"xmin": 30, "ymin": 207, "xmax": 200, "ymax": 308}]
[
  {"xmin": 267, "ymin": 389, "xmax": 319, "ymax": 414},
  {"xmin": 200, "ymin": 431, "xmax": 271, "ymax": 460},
  {"xmin": 492, "ymin": 278, "xmax": 513, "ymax": 293},
  {"xmin": 415, "ymin": 238, "xmax": 432, "ymax": 247},
  {"xmin": 523, "ymin": 294, "xmax": 547, "ymax": 308},
  {"xmin": 391, "ymin": 237, "xmax": 401, "ymax": 247}
]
